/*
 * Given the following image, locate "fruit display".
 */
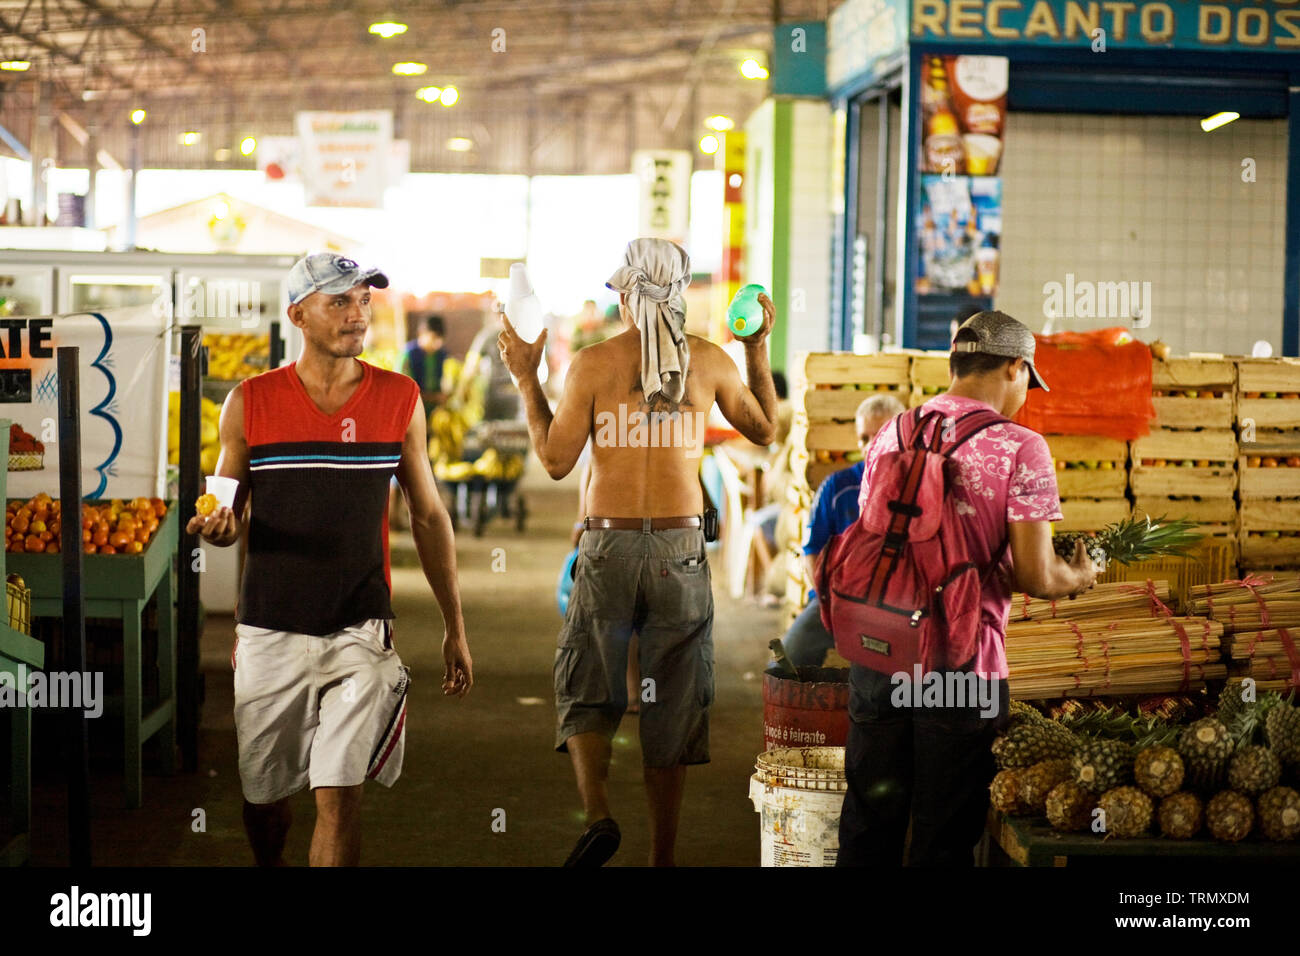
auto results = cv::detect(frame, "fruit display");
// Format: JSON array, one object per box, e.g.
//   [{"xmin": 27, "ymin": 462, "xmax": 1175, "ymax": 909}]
[
  {"xmin": 203, "ymin": 333, "xmax": 270, "ymax": 380},
  {"xmin": 167, "ymin": 391, "xmax": 223, "ymax": 476},
  {"xmin": 7, "ymin": 422, "xmax": 45, "ymax": 472},
  {"xmin": 991, "ymin": 689, "xmax": 1300, "ymax": 845},
  {"xmin": 4, "ymin": 494, "xmax": 167, "ymax": 556}
]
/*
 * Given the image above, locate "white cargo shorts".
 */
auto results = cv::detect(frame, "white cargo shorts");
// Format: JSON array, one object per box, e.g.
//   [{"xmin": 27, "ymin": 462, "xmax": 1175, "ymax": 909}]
[{"xmin": 233, "ymin": 617, "xmax": 409, "ymax": 805}]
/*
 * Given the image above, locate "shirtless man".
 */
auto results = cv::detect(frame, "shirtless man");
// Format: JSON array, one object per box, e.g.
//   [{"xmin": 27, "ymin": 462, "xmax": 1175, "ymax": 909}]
[{"xmin": 498, "ymin": 238, "xmax": 777, "ymax": 867}]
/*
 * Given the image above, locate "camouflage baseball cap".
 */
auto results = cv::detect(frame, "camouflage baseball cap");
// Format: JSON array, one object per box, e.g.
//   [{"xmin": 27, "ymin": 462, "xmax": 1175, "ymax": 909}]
[
  {"xmin": 288, "ymin": 253, "xmax": 389, "ymax": 305},
  {"xmin": 951, "ymin": 310, "xmax": 1050, "ymax": 391}
]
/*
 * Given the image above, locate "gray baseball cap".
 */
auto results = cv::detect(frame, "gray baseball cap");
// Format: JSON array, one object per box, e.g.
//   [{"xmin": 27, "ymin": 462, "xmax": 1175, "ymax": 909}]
[
  {"xmin": 951, "ymin": 310, "xmax": 1050, "ymax": 391},
  {"xmin": 288, "ymin": 253, "xmax": 389, "ymax": 305}
]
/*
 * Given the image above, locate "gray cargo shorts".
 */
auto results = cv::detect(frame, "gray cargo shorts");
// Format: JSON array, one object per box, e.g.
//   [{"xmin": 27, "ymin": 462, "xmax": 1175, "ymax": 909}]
[{"xmin": 555, "ymin": 527, "xmax": 715, "ymax": 767}]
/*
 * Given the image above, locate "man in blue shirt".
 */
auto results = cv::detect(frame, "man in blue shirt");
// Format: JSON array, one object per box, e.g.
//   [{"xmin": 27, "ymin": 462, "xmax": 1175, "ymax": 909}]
[
  {"xmin": 399, "ymin": 314, "xmax": 448, "ymax": 411},
  {"xmin": 778, "ymin": 393, "xmax": 906, "ymax": 668}
]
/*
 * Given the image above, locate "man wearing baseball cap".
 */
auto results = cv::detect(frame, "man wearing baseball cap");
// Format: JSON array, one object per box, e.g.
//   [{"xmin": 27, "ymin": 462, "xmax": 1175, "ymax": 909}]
[
  {"xmin": 836, "ymin": 309, "xmax": 1096, "ymax": 867},
  {"xmin": 189, "ymin": 252, "xmax": 473, "ymax": 866}
]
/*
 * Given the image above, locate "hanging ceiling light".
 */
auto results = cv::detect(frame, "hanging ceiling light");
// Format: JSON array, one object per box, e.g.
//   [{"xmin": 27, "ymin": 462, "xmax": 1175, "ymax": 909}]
[
  {"xmin": 179, "ymin": 131, "xmax": 200, "ymax": 146},
  {"xmin": 0, "ymin": 60, "xmax": 31, "ymax": 71},
  {"xmin": 130, "ymin": 108, "xmax": 147, "ymax": 124},
  {"xmin": 740, "ymin": 58, "xmax": 768, "ymax": 80},
  {"xmin": 446, "ymin": 137, "xmax": 473, "ymax": 152},
  {"xmin": 416, "ymin": 86, "xmax": 442, "ymax": 103},
  {"xmin": 705, "ymin": 115, "xmax": 734, "ymax": 132},
  {"xmin": 439, "ymin": 86, "xmax": 459, "ymax": 107},
  {"xmin": 240, "ymin": 137, "xmax": 257, "ymax": 156},
  {"xmin": 368, "ymin": 21, "xmax": 408, "ymax": 39},
  {"xmin": 392, "ymin": 62, "xmax": 427, "ymax": 76},
  {"xmin": 699, "ymin": 135, "xmax": 720, "ymax": 155}
]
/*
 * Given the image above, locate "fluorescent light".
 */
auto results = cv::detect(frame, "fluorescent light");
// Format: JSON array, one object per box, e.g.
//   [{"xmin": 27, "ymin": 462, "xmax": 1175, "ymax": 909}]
[
  {"xmin": 179, "ymin": 131, "xmax": 200, "ymax": 146},
  {"xmin": 439, "ymin": 86, "xmax": 459, "ymax": 107},
  {"xmin": 446, "ymin": 137, "xmax": 473, "ymax": 152},
  {"xmin": 240, "ymin": 136, "xmax": 257, "ymax": 156},
  {"xmin": 368, "ymin": 21, "xmax": 408, "ymax": 38},
  {"xmin": 705, "ymin": 115, "xmax": 734, "ymax": 132},
  {"xmin": 1200, "ymin": 111, "xmax": 1240, "ymax": 132},
  {"xmin": 130, "ymin": 108, "xmax": 147, "ymax": 125},
  {"xmin": 699, "ymin": 134, "xmax": 720, "ymax": 155},
  {"xmin": 740, "ymin": 58, "xmax": 768, "ymax": 80},
  {"xmin": 416, "ymin": 86, "xmax": 442, "ymax": 103},
  {"xmin": 0, "ymin": 61, "xmax": 31, "ymax": 72},
  {"xmin": 393, "ymin": 61, "xmax": 427, "ymax": 76}
]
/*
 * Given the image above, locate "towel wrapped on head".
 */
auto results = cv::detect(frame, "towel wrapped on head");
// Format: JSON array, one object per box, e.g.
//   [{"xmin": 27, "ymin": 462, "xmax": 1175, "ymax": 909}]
[{"xmin": 605, "ymin": 238, "xmax": 692, "ymax": 405}]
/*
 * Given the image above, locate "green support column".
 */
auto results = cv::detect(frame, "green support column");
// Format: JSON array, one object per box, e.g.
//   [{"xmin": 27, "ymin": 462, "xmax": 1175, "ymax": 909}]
[{"xmin": 771, "ymin": 100, "xmax": 792, "ymax": 375}]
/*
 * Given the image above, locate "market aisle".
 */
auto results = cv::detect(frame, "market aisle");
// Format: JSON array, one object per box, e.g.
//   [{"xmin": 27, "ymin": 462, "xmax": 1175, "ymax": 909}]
[{"xmin": 27, "ymin": 485, "xmax": 778, "ymax": 866}]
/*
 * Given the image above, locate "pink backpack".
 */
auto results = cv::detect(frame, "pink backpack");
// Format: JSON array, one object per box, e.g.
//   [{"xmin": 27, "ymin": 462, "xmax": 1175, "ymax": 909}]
[{"xmin": 816, "ymin": 406, "xmax": 1009, "ymax": 676}]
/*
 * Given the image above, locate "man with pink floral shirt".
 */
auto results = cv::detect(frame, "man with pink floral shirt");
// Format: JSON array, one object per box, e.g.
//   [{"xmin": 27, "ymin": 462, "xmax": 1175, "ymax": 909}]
[{"xmin": 836, "ymin": 310, "xmax": 1097, "ymax": 867}]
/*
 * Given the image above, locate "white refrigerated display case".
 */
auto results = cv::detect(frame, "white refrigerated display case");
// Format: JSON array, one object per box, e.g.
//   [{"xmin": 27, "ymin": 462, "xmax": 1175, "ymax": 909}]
[{"xmin": 0, "ymin": 264, "xmax": 55, "ymax": 316}]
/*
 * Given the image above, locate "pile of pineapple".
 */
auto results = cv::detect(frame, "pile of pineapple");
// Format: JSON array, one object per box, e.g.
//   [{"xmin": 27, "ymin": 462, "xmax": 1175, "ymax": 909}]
[{"xmin": 991, "ymin": 689, "xmax": 1300, "ymax": 842}]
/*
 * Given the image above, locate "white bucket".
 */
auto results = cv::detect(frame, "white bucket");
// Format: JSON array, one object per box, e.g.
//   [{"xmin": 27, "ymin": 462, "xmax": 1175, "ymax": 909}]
[{"xmin": 748, "ymin": 747, "xmax": 846, "ymax": 867}]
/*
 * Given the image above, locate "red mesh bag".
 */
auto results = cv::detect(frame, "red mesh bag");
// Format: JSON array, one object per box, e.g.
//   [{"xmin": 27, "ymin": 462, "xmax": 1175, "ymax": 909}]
[{"xmin": 1014, "ymin": 328, "xmax": 1155, "ymax": 441}]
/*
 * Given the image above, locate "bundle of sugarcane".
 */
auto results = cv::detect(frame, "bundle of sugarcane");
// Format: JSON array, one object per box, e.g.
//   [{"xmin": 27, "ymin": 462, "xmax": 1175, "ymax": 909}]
[
  {"xmin": 1188, "ymin": 573, "xmax": 1300, "ymax": 620},
  {"xmin": 1010, "ymin": 580, "xmax": 1175, "ymax": 623},
  {"xmin": 1225, "ymin": 628, "xmax": 1300, "ymax": 693},
  {"xmin": 1194, "ymin": 600, "xmax": 1300, "ymax": 637},
  {"xmin": 1006, "ymin": 616, "xmax": 1224, "ymax": 699}
]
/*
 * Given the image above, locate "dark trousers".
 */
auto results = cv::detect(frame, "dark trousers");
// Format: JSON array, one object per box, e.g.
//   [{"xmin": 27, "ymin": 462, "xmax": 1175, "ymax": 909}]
[{"xmin": 836, "ymin": 663, "xmax": 1009, "ymax": 867}]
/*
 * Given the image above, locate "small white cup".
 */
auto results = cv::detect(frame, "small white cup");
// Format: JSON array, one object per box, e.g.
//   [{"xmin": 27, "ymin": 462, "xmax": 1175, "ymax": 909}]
[{"xmin": 206, "ymin": 475, "xmax": 239, "ymax": 510}]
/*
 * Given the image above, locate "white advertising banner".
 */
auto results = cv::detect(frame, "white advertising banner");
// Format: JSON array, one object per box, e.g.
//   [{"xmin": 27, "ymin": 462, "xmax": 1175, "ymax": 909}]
[
  {"xmin": 1, "ymin": 305, "xmax": 169, "ymax": 500},
  {"xmin": 632, "ymin": 150, "xmax": 692, "ymax": 244},
  {"xmin": 296, "ymin": 110, "xmax": 393, "ymax": 208}
]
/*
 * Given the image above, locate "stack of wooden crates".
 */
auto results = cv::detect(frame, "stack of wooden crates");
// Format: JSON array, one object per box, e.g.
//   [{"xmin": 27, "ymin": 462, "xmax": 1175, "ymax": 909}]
[{"xmin": 1236, "ymin": 357, "xmax": 1300, "ymax": 570}]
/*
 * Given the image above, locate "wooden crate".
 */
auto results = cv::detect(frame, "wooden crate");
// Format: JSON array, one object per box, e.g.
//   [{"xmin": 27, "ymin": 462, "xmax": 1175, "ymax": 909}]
[
  {"xmin": 1238, "ymin": 458, "xmax": 1300, "ymax": 498},
  {"xmin": 1056, "ymin": 497, "xmax": 1131, "ymax": 532},
  {"xmin": 1129, "ymin": 463, "xmax": 1237, "ymax": 498},
  {"xmin": 795, "ymin": 384, "xmax": 908, "ymax": 423},
  {"xmin": 1151, "ymin": 356, "xmax": 1236, "ymax": 430},
  {"xmin": 1044, "ymin": 434, "xmax": 1129, "ymax": 465},
  {"xmin": 1236, "ymin": 358, "xmax": 1300, "ymax": 430},
  {"xmin": 1240, "ymin": 532, "xmax": 1300, "ymax": 569},
  {"xmin": 1098, "ymin": 535, "xmax": 1238, "ymax": 605},
  {"xmin": 1133, "ymin": 496, "xmax": 1236, "ymax": 535},
  {"xmin": 793, "ymin": 352, "xmax": 911, "ymax": 387},
  {"xmin": 793, "ymin": 420, "xmax": 858, "ymax": 454},
  {"xmin": 1240, "ymin": 499, "xmax": 1300, "ymax": 533},
  {"xmin": 1055, "ymin": 465, "xmax": 1127, "ymax": 498},
  {"xmin": 1236, "ymin": 397, "xmax": 1300, "ymax": 430},
  {"xmin": 1131, "ymin": 428, "xmax": 1237, "ymax": 465},
  {"xmin": 909, "ymin": 353, "xmax": 951, "ymax": 391}
]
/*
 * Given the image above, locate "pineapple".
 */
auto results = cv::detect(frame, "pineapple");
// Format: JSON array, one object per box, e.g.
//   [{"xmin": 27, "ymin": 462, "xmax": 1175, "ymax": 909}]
[
  {"xmin": 1134, "ymin": 746, "xmax": 1184, "ymax": 797},
  {"xmin": 1205, "ymin": 791, "xmax": 1254, "ymax": 842},
  {"xmin": 1264, "ymin": 698, "xmax": 1300, "ymax": 770},
  {"xmin": 1227, "ymin": 745, "xmax": 1282, "ymax": 795},
  {"xmin": 1071, "ymin": 738, "xmax": 1132, "ymax": 793},
  {"xmin": 993, "ymin": 719, "xmax": 1078, "ymax": 770},
  {"xmin": 1009, "ymin": 699, "xmax": 1046, "ymax": 725},
  {"xmin": 1020, "ymin": 758, "xmax": 1073, "ymax": 812},
  {"xmin": 1257, "ymin": 786, "xmax": 1300, "ymax": 841},
  {"xmin": 1159, "ymin": 792, "xmax": 1203, "ymax": 839},
  {"xmin": 1177, "ymin": 718, "xmax": 1234, "ymax": 792},
  {"xmin": 1098, "ymin": 786, "xmax": 1153, "ymax": 838},
  {"xmin": 990, "ymin": 769, "xmax": 1027, "ymax": 814},
  {"xmin": 1045, "ymin": 780, "xmax": 1092, "ymax": 832},
  {"xmin": 1052, "ymin": 514, "xmax": 1203, "ymax": 572}
]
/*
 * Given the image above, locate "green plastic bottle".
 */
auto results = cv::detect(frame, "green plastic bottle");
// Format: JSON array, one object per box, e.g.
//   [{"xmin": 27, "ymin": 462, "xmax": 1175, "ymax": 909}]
[{"xmin": 727, "ymin": 283, "xmax": 767, "ymax": 337}]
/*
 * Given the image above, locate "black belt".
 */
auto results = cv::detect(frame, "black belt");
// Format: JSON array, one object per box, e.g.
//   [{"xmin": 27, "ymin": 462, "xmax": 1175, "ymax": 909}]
[{"xmin": 584, "ymin": 515, "xmax": 702, "ymax": 531}]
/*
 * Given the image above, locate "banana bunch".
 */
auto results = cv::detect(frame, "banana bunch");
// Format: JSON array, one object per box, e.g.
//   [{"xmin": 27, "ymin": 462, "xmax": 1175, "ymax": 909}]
[
  {"xmin": 432, "ymin": 450, "xmax": 524, "ymax": 483},
  {"xmin": 167, "ymin": 392, "xmax": 222, "ymax": 475},
  {"xmin": 204, "ymin": 333, "xmax": 270, "ymax": 380},
  {"xmin": 434, "ymin": 460, "xmax": 476, "ymax": 481},
  {"xmin": 427, "ymin": 406, "xmax": 472, "ymax": 465}
]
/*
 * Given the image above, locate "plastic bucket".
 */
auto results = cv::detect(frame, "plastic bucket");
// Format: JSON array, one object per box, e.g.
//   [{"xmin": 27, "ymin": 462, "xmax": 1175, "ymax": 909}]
[
  {"xmin": 748, "ymin": 747, "xmax": 846, "ymax": 867},
  {"xmin": 762, "ymin": 666, "xmax": 849, "ymax": 752}
]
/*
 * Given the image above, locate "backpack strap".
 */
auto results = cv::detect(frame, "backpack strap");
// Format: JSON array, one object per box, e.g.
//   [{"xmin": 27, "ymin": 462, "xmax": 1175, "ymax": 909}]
[{"xmin": 938, "ymin": 408, "xmax": 1009, "ymax": 456}]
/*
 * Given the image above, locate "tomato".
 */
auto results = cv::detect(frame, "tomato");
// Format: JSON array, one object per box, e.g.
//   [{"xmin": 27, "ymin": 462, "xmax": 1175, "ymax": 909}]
[
  {"xmin": 150, "ymin": 498, "xmax": 165, "ymax": 515},
  {"xmin": 109, "ymin": 530, "xmax": 131, "ymax": 550},
  {"xmin": 92, "ymin": 529, "xmax": 108, "ymax": 547},
  {"xmin": 49, "ymin": 518, "xmax": 60, "ymax": 535},
  {"xmin": 83, "ymin": 543, "xmax": 96, "ymax": 554},
  {"xmin": 99, "ymin": 544, "xmax": 116, "ymax": 555},
  {"xmin": 82, "ymin": 528, "xmax": 92, "ymax": 543},
  {"xmin": 11, "ymin": 514, "xmax": 29, "ymax": 534},
  {"xmin": 124, "ymin": 540, "xmax": 143, "ymax": 554},
  {"xmin": 23, "ymin": 534, "xmax": 44, "ymax": 553},
  {"xmin": 46, "ymin": 540, "xmax": 59, "ymax": 554},
  {"xmin": 135, "ymin": 526, "xmax": 151, "ymax": 543}
]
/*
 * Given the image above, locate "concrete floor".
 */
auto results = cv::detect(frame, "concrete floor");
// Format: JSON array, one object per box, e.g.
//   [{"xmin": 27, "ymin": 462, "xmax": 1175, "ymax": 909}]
[{"xmin": 24, "ymin": 482, "xmax": 780, "ymax": 866}]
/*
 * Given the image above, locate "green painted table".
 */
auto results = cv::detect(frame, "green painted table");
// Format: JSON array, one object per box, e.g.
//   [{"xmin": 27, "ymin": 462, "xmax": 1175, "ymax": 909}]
[
  {"xmin": 7, "ymin": 504, "xmax": 178, "ymax": 810},
  {"xmin": 988, "ymin": 810, "xmax": 1300, "ymax": 866},
  {"xmin": 1, "ymin": 623, "xmax": 43, "ymax": 866}
]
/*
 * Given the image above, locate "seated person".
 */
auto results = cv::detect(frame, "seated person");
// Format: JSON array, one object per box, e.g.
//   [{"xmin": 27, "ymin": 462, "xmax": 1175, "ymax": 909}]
[{"xmin": 776, "ymin": 393, "xmax": 906, "ymax": 670}]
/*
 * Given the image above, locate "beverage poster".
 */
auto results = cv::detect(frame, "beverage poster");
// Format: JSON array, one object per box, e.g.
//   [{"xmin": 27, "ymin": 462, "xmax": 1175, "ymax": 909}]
[
  {"xmin": 917, "ymin": 176, "xmax": 1001, "ymax": 297},
  {"xmin": 921, "ymin": 55, "xmax": 1007, "ymax": 177},
  {"xmin": 0, "ymin": 305, "xmax": 169, "ymax": 501}
]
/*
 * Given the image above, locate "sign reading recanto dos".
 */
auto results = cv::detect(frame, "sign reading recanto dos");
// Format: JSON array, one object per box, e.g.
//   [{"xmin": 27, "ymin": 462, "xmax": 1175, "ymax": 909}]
[{"xmin": 910, "ymin": 0, "xmax": 1300, "ymax": 52}]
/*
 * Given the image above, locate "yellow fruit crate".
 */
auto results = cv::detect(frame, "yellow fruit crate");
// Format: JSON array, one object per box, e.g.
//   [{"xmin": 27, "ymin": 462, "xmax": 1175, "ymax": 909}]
[
  {"xmin": 1238, "ymin": 456, "xmax": 1300, "ymax": 498},
  {"xmin": 1240, "ymin": 499, "xmax": 1300, "ymax": 533},
  {"xmin": 908, "ymin": 353, "xmax": 951, "ymax": 391},
  {"xmin": 1131, "ymin": 427, "xmax": 1237, "ymax": 465},
  {"xmin": 1151, "ymin": 357, "xmax": 1236, "ymax": 430},
  {"xmin": 1129, "ymin": 463, "xmax": 1237, "ymax": 498},
  {"xmin": 1239, "ymin": 532, "xmax": 1300, "ymax": 570},
  {"xmin": 1055, "ymin": 464, "xmax": 1127, "ymax": 499},
  {"xmin": 1236, "ymin": 358, "xmax": 1300, "ymax": 430},
  {"xmin": 1044, "ymin": 434, "xmax": 1129, "ymax": 466},
  {"xmin": 793, "ymin": 352, "xmax": 911, "ymax": 387},
  {"xmin": 794, "ymin": 385, "xmax": 908, "ymax": 423},
  {"xmin": 1056, "ymin": 497, "xmax": 1131, "ymax": 533},
  {"xmin": 1132, "ymin": 496, "xmax": 1236, "ymax": 537}
]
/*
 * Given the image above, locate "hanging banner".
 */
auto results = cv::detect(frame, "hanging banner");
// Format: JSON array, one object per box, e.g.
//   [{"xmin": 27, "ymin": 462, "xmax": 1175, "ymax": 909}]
[
  {"xmin": 296, "ymin": 110, "xmax": 393, "ymax": 208},
  {"xmin": 0, "ymin": 306, "xmax": 169, "ymax": 500},
  {"xmin": 632, "ymin": 150, "xmax": 693, "ymax": 245}
]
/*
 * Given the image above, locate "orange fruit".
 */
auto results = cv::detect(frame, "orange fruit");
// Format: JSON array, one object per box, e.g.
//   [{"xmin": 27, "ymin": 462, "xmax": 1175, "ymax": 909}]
[
  {"xmin": 37, "ymin": 531, "xmax": 51, "ymax": 543},
  {"xmin": 92, "ymin": 529, "xmax": 108, "ymax": 547},
  {"xmin": 82, "ymin": 528, "xmax": 92, "ymax": 543},
  {"xmin": 124, "ymin": 541, "xmax": 143, "ymax": 554},
  {"xmin": 46, "ymin": 540, "xmax": 59, "ymax": 554},
  {"xmin": 109, "ymin": 530, "xmax": 131, "ymax": 549},
  {"xmin": 83, "ymin": 543, "xmax": 96, "ymax": 554},
  {"xmin": 135, "ymin": 526, "xmax": 151, "ymax": 543},
  {"xmin": 28, "ymin": 518, "xmax": 45, "ymax": 534},
  {"xmin": 23, "ymin": 534, "xmax": 44, "ymax": 553},
  {"xmin": 49, "ymin": 518, "xmax": 60, "ymax": 535},
  {"xmin": 150, "ymin": 498, "xmax": 166, "ymax": 514},
  {"xmin": 195, "ymin": 494, "xmax": 218, "ymax": 516},
  {"xmin": 146, "ymin": 517, "xmax": 158, "ymax": 533},
  {"xmin": 11, "ymin": 514, "xmax": 29, "ymax": 534},
  {"xmin": 99, "ymin": 544, "xmax": 116, "ymax": 555}
]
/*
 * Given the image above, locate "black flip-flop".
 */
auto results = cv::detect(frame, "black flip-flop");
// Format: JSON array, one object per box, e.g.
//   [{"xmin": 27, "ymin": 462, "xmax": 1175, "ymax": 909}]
[{"xmin": 563, "ymin": 817, "xmax": 621, "ymax": 867}]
